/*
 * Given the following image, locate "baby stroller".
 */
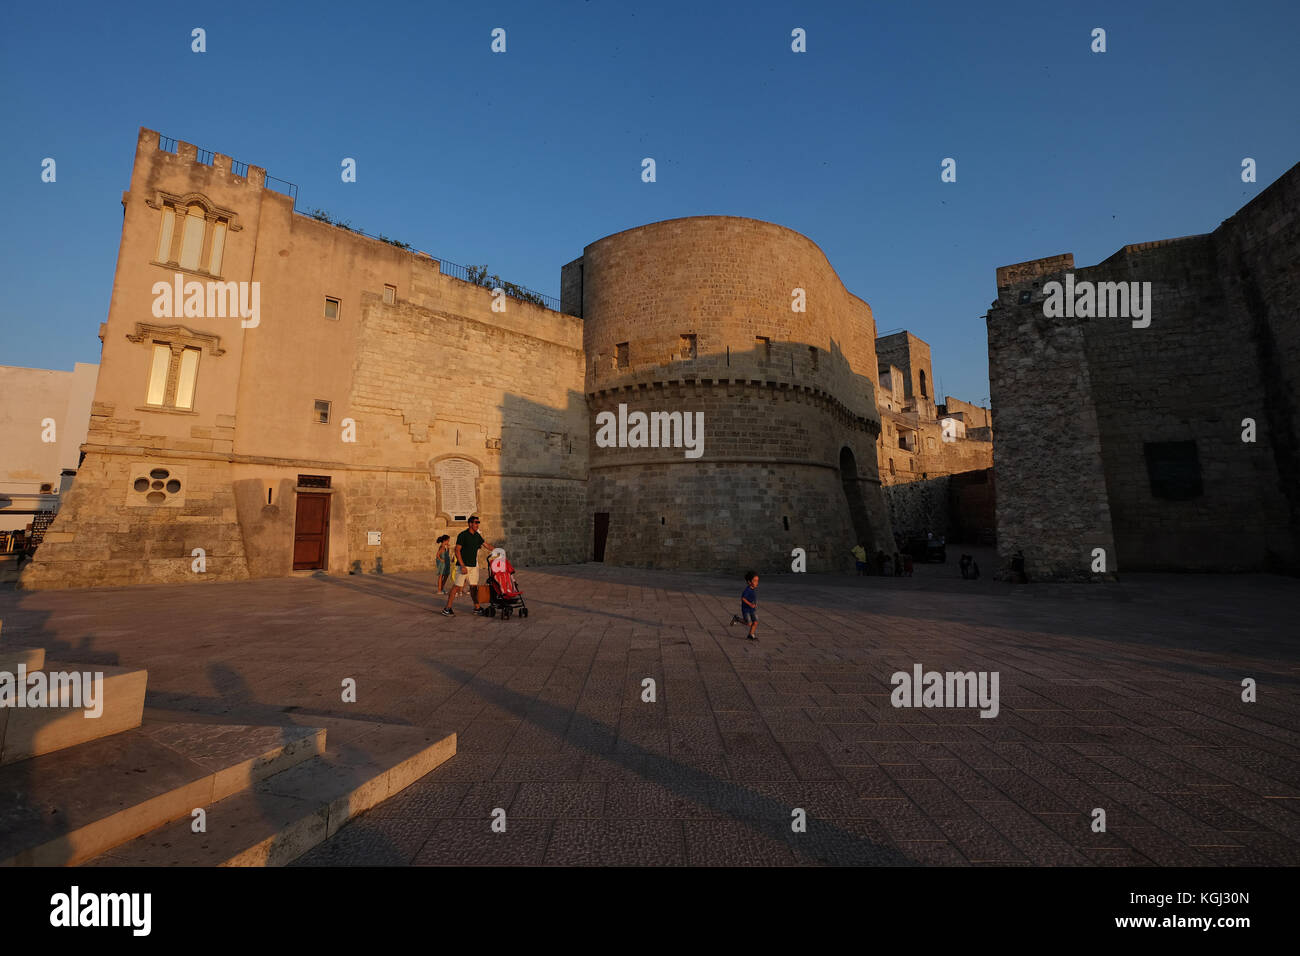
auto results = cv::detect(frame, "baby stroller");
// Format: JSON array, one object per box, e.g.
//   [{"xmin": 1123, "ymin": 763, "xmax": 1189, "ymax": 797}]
[{"xmin": 485, "ymin": 555, "xmax": 528, "ymax": 619}]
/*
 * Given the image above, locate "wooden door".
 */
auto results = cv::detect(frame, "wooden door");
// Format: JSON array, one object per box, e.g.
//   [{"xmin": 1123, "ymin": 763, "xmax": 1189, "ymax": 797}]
[
  {"xmin": 593, "ymin": 512, "xmax": 610, "ymax": 562},
  {"xmin": 293, "ymin": 492, "xmax": 330, "ymax": 570}
]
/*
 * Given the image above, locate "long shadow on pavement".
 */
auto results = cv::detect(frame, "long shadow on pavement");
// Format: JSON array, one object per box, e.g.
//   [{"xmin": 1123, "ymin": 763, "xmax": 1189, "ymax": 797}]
[{"xmin": 424, "ymin": 660, "xmax": 916, "ymax": 866}]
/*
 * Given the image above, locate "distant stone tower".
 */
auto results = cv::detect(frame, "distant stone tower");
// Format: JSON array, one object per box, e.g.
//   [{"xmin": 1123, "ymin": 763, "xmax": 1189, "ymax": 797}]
[
  {"xmin": 563, "ymin": 216, "xmax": 894, "ymax": 573},
  {"xmin": 876, "ymin": 330, "xmax": 936, "ymax": 420}
]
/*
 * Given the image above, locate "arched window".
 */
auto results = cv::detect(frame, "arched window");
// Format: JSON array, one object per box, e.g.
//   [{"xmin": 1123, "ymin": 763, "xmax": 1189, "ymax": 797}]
[
  {"xmin": 152, "ymin": 194, "xmax": 233, "ymax": 276},
  {"xmin": 178, "ymin": 204, "xmax": 207, "ymax": 270}
]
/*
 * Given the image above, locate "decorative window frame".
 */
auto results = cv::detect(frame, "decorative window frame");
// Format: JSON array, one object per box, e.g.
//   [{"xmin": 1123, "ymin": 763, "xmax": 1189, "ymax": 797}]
[
  {"xmin": 127, "ymin": 322, "xmax": 225, "ymax": 355},
  {"xmin": 127, "ymin": 323, "xmax": 224, "ymax": 414},
  {"xmin": 146, "ymin": 191, "xmax": 242, "ymax": 279}
]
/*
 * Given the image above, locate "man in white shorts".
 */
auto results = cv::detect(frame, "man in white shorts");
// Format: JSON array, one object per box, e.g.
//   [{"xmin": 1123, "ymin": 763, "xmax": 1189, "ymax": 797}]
[{"xmin": 442, "ymin": 516, "xmax": 492, "ymax": 616}]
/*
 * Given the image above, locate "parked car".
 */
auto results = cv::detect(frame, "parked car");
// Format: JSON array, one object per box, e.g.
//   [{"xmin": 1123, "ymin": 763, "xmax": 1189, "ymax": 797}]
[{"xmin": 905, "ymin": 536, "xmax": 946, "ymax": 563}]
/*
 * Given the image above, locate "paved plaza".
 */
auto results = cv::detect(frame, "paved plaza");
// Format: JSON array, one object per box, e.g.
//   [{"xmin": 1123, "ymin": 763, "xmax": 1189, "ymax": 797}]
[{"xmin": 1, "ymin": 555, "xmax": 1298, "ymax": 866}]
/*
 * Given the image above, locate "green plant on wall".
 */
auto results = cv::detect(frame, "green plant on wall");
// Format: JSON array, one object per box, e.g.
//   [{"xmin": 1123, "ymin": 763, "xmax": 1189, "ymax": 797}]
[{"xmin": 464, "ymin": 265, "xmax": 548, "ymax": 308}]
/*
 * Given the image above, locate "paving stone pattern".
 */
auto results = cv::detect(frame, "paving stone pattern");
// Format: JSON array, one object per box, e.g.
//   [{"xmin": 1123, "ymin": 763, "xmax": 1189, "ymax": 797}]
[{"xmin": 1, "ymin": 557, "xmax": 1297, "ymax": 866}]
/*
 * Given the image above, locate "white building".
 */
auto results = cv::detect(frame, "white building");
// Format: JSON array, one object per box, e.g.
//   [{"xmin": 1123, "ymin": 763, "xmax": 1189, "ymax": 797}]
[{"xmin": 0, "ymin": 363, "xmax": 99, "ymax": 535}]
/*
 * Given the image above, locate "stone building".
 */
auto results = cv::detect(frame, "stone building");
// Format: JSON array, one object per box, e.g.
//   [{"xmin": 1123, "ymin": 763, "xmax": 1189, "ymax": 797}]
[
  {"xmin": 987, "ymin": 162, "xmax": 1300, "ymax": 580},
  {"xmin": 20, "ymin": 128, "xmax": 895, "ymax": 589},
  {"xmin": 873, "ymin": 331, "xmax": 994, "ymax": 543},
  {"xmin": 564, "ymin": 217, "xmax": 894, "ymax": 573}
]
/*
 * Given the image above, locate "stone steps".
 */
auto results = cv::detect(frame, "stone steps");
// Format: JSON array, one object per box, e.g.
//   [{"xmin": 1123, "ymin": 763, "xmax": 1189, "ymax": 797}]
[
  {"xmin": 0, "ymin": 661, "xmax": 147, "ymax": 766},
  {"xmin": 86, "ymin": 721, "xmax": 456, "ymax": 866},
  {"xmin": 0, "ymin": 720, "xmax": 325, "ymax": 866},
  {"xmin": 0, "ymin": 630, "xmax": 458, "ymax": 867}
]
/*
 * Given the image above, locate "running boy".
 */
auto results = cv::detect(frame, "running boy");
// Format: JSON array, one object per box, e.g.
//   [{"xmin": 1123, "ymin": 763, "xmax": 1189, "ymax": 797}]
[{"xmin": 729, "ymin": 571, "xmax": 760, "ymax": 640}]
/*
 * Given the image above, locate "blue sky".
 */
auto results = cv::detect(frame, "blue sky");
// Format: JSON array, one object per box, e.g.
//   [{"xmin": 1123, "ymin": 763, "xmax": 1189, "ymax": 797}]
[{"xmin": 2, "ymin": 0, "xmax": 1297, "ymax": 404}]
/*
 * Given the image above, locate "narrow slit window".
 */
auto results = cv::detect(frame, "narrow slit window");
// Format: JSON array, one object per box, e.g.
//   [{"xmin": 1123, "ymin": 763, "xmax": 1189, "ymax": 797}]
[
  {"xmin": 178, "ymin": 204, "xmax": 206, "ymax": 270},
  {"xmin": 174, "ymin": 348, "xmax": 200, "ymax": 410},
  {"xmin": 208, "ymin": 222, "xmax": 226, "ymax": 275},
  {"xmin": 146, "ymin": 344, "xmax": 170, "ymax": 405},
  {"xmin": 156, "ymin": 209, "xmax": 176, "ymax": 262}
]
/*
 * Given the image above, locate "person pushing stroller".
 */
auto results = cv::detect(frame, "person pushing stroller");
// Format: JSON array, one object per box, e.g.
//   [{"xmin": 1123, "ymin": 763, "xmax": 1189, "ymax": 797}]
[{"xmin": 442, "ymin": 516, "xmax": 493, "ymax": 617}]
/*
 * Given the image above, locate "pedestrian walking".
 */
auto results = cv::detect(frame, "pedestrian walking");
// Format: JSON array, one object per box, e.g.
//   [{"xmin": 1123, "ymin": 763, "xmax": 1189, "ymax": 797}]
[{"xmin": 442, "ymin": 516, "xmax": 493, "ymax": 616}]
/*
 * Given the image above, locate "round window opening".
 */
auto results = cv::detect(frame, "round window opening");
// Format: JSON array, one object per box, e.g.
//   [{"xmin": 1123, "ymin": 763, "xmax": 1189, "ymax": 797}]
[
  {"xmin": 152, "ymin": 480, "xmax": 164, "ymax": 490},
  {"xmin": 149, "ymin": 468, "xmax": 169, "ymax": 480},
  {"xmin": 165, "ymin": 479, "xmax": 181, "ymax": 493},
  {"xmin": 146, "ymin": 491, "xmax": 166, "ymax": 504},
  {"xmin": 133, "ymin": 478, "xmax": 149, "ymax": 492}
]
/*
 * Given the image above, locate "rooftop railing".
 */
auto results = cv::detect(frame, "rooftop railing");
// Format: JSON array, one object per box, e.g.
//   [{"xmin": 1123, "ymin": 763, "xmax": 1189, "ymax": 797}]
[
  {"xmin": 433, "ymin": 259, "xmax": 561, "ymax": 312},
  {"xmin": 156, "ymin": 131, "xmax": 560, "ymax": 313},
  {"xmin": 156, "ymin": 131, "xmax": 298, "ymax": 203}
]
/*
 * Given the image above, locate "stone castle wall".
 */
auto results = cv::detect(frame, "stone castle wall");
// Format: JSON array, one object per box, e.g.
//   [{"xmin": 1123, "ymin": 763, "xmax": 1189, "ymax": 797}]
[
  {"xmin": 883, "ymin": 468, "xmax": 997, "ymax": 545},
  {"xmin": 988, "ymin": 161, "xmax": 1300, "ymax": 578},
  {"xmin": 575, "ymin": 217, "xmax": 894, "ymax": 570},
  {"xmin": 587, "ymin": 382, "xmax": 882, "ymax": 572},
  {"xmin": 987, "ymin": 253, "xmax": 1118, "ymax": 581},
  {"xmin": 885, "ymin": 476, "xmax": 951, "ymax": 543}
]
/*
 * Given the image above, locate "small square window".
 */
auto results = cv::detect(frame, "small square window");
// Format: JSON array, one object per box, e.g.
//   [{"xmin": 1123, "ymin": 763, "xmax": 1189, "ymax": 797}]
[
  {"xmin": 615, "ymin": 342, "xmax": 629, "ymax": 369},
  {"xmin": 679, "ymin": 333, "xmax": 697, "ymax": 360},
  {"xmin": 324, "ymin": 297, "xmax": 340, "ymax": 320},
  {"xmin": 314, "ymin": 400, "xmax": 331, "ymax": 424},
  {"xmin": 1144, "ymin": 440, "xmax": 1202, "ymax": 500},
  {"xmin": 383, "ymin": 285, "xmax": 396, "ymax": 305},
  {"xmin": 756, "ymin": 336, "xmax": 771, "ymax": 363},
  {"xmin": 1018, "ymin": 289, "xmax": 1033, "ymax": 305}
]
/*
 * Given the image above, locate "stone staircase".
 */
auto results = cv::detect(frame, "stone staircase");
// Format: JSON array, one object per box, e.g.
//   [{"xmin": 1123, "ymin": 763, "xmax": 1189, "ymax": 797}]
[
  {"xmin": 0, "ymin": 627, "xmax": 455, "ymax": 866},
  {"xmin": 0, "ymin": 646, "xmax": 148, "ymax": 767}
]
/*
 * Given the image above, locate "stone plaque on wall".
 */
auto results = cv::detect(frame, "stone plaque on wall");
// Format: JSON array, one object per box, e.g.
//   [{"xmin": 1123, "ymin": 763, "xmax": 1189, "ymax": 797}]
[{"xmin": 434, "ymin": 458, "xmax": 480, "ymax": 520}]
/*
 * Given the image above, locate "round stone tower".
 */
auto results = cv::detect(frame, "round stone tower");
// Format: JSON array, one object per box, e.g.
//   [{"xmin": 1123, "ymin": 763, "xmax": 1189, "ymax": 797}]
[{"xmin": 571, "ymin": 216, "xmax": 894, "ymax": 573}]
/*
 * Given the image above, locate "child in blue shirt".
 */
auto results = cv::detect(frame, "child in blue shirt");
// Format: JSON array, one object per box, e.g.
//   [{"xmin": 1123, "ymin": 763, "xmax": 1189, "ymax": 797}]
[{"xmin": 729, "ymin": 571, "xmax": 759, "ymax": 640}]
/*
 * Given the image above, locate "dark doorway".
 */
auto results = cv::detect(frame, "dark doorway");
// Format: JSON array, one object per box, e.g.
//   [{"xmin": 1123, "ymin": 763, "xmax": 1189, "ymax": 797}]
[
  {"xmin": 839, "ymin": 447, "xmax": 874, "ymax": 548},
  {"xmin": 293, "ymin": 492, "xmax": 330, "ymax": 570},
  {"xmin": 593, "ymin": 512, "xmax": 610, "ymax": 562}
]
